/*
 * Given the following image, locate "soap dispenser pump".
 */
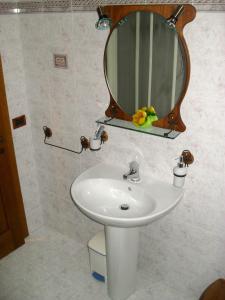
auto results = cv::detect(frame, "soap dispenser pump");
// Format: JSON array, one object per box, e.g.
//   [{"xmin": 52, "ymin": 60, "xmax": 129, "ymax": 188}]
[{"xmin": 173, "ymin": 155, "xmax": 187, "ymax": 188}]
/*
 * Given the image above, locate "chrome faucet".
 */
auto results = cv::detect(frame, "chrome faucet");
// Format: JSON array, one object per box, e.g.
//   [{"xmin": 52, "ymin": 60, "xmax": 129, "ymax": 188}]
[{"xmin": 123, "ymin": 161, "xmax": 141, "ymax": 183}]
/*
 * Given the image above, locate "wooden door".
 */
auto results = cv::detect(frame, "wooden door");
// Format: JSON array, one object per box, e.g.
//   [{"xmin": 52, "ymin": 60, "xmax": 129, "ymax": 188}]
[{"xmin": 0, "ymin": 56, "xmax": 28, "ymax": 259}]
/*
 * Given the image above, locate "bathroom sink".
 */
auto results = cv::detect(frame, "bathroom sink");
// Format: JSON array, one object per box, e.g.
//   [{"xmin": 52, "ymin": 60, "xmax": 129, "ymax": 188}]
[
  {"xmin": 70, "ymin": 163, "xmax": 183, "ymax": 228},
  {"xmin": 71, "ymin": 163, "xmax": 184, "ymax": 300}
]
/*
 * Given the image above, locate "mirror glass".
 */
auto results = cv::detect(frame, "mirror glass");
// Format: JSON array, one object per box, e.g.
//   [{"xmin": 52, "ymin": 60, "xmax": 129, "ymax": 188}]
[{"xmin": 105, "ymin": 11, "xmax": 186, "ymax": 119}]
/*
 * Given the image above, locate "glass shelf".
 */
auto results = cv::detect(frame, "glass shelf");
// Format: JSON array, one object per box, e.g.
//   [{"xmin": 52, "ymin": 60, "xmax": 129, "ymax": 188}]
[{"xmin": 96, "ymin": 117, "xmax": 181, "ymax": 139}]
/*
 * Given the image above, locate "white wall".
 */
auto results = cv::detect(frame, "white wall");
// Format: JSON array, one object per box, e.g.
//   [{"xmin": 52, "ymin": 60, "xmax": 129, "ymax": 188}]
[
  {"xmin": 0, "ymin": 15, "xmax": 43, "ymax": 233},
  {"xmin": 0, "ymin": 10, "xmax": 225, "ymax": 298}
]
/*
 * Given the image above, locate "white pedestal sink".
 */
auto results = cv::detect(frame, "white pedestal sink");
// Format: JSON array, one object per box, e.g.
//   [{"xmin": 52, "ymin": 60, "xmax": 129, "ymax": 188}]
[{"xmin": 70, "ymin": 163, "xmax": 184, "ymax": 300}]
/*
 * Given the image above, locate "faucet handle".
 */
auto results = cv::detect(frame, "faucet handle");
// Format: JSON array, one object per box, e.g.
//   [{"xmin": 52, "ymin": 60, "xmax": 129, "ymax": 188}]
[
  {"xmin": 129, "ymin": 161, "xmax": 139, "ymax": 172},
  {"xmin": 123, "ymin": 160, "xmax": 141, "ymax": 182},
  {"xmin": 123, "ymin": 161, "xmax": 138, "ymax": 179}
]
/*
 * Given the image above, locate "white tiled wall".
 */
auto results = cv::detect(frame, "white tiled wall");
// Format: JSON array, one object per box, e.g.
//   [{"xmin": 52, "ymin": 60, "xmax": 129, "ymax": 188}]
[
  {"xmin": 0, "ymin": 15, "xmax": 43, "ymax": 233},
  {"xmin": 19, "ymin": 12, "xmax": 109, "ymax": 243},
  {"xmin": 0, "ymin": 10, "xmax": 225, "ymax": 298}
]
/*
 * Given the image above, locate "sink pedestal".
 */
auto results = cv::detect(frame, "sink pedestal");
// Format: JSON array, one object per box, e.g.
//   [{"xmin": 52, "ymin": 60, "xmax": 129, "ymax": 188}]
[{"xmin": 105, "ymin": 226, "xmax": 139, "ymax": 300}]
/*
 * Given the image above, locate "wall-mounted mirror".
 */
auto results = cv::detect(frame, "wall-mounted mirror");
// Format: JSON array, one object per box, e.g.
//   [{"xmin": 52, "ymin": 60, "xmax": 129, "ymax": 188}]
[{"xmin": 97, "ymin": 5, "xmax": 196, "ymax": 139}]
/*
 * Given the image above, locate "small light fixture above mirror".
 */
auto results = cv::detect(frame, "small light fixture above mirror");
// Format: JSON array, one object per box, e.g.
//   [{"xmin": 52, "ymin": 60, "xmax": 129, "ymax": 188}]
[
  {"xmin": 166, "ymin": 5, "xmax": 184, "ymax": 29},
  {"xmin": 95, "ymin": 6, "xmax": 112, "ymax": 30}
]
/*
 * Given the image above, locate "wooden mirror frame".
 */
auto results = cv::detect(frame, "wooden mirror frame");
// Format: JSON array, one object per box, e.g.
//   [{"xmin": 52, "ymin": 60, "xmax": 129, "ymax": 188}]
[{"xmin": 103, "ymin": 4, "xmax": 196, "ymax": 132}]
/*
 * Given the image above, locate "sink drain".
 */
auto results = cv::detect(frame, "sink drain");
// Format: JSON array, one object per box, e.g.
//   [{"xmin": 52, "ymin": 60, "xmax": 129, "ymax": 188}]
[{"xmin": 120, "ymin": 204, "xmax": 130, "ymax": 211}]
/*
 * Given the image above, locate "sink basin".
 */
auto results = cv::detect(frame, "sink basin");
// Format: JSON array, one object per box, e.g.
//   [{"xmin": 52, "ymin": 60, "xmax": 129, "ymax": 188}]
[
  {"xmin": 70, "ymin": 163, "xmax": 184, "ymax": 300},
  {"xmin": 70, "ymin": 163, "xmax": 183, "ymax": 228}
]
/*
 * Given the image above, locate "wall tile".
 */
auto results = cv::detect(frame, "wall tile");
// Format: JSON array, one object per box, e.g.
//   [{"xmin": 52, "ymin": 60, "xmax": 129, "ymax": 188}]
[
  {"xmin": 0, "ymin": 14, "xmax": 42, "ymax": 233},
  {"xmin": 0, "ymin": 10, "xmax": 224, "ymax": 299}
]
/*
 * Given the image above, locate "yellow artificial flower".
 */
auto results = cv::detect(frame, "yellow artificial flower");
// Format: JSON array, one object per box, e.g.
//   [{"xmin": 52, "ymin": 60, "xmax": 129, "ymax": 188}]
[
  {"xmin": 147, "ymin": 106, "xmax": 156, "ymax": 114},
  {"xmin": 132, "ymin": 110, "xmax": 147, "ymax": 126},
  {"xmin": 141, "ymin": 106, "xmax": 148, "ymax": 112}
]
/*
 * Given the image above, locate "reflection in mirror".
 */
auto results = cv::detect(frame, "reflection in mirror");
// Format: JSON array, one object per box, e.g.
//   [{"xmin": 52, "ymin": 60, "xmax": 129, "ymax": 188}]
[{"xmin": 105, "ymin": 11, "xmax": 185, "ymax": 119}]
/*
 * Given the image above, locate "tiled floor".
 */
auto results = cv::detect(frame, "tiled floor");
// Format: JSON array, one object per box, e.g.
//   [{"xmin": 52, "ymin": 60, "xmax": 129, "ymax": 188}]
[{"xmin": 0, "ymin": 227, "xmax": 193, "ymax": 300}]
